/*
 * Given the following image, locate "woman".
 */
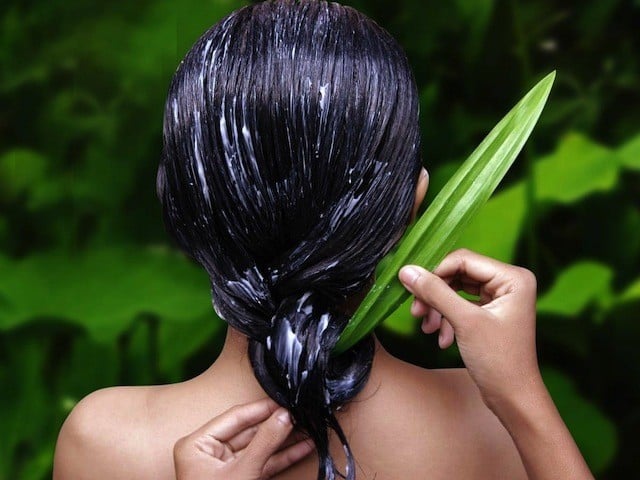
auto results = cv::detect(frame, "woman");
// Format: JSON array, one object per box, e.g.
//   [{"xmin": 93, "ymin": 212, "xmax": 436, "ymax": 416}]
[{"xmin": 53, "ymin": 1, "xmax": 593, "ymax": 479}]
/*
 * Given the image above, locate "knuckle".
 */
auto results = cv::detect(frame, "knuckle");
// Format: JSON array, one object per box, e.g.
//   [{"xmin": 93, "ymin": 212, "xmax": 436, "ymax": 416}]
[
  {"xmin": 227, "ymin": 404, "xmax": 246, "ymax": 424},
  {"xmin": 515, "ymin": 266, "xmax": 537, "ymax": 289},
  {"xmin": 448, "ymin": 248, "xmax": 472, "ymax": 269},
  {"xmin": 173, "ymin": 435, "xmax": 190, "ymax": 459},
  {"xmin": 261, "ymin": 463, "xmax": 275, "ymax": 480}
]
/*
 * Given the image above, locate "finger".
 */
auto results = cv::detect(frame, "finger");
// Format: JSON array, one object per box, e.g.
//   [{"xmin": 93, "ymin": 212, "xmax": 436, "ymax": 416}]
[
  {"xmin": 446, "ymin": 276, "xmax": 482, "ymax": 298},
  {"xmin": 229, "ymin": 421, "xmax": 310, "ymax": 453},
  {"xmin": 439, "ymin": 249, "xmax": 537, "ymax": 301},
  {"xmin": 410, "ymin": 298, "xmax": 431, "ymax": 318},
  {"xmin": 434, "ymin": 249, "xmax": 507, "ymax": 280},
  {"xmin": 399, "ymin": 265, "xmax": 482, "ymax": 329},
  {"xmin": 438, "ymin": 318, "xmax": 455, "ymax": 348},
  {"xmin": 261, "ymin": 439, "xmax": 315, "ymax": 478},
  {"xmin": 226, "ymin": 424, "xmax": 259, "ymax": 452},
  {"xmin": 279, "ymin": 429, "xmax": 312, "ymax": 450},
  {"xmin": 194, "ymin": 434, "xmax": 235, "ymax": 462},
  {"xmin": 433, "ymin": 249, "xmax": 521, "ymax": 299},
  {"xmin": 242, "ymin": 408, "xmax": 294, "ymax": 470},
  {"xmin": 421, "ymin": 307, "xmax": 442, "ymax": 334},
  {"xmin": 192, "ymin": 398, "xmax": 280, "ymax": 442}
]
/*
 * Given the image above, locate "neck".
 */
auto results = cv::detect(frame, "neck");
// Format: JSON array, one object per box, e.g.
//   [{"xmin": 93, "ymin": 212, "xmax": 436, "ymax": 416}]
[
  {"xmin": 215, "ymin": 326, "xmax": 253, "ymax": 367},
  {"xmin": 197, "ymin": 325, "xmax": 390, "ymax": 403}
]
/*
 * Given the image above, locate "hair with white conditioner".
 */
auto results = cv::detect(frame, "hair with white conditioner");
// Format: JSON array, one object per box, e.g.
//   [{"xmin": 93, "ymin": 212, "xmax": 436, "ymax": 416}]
[{"xmin": 156, "ymin": 1, "xmax": 422, "ymax": 478}]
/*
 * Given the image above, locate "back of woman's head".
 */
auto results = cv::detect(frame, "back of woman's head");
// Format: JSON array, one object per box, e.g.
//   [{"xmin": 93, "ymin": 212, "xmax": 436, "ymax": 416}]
[{"xmin": 157, "ymin": 1, "xmax": 422, "ymax": 478}]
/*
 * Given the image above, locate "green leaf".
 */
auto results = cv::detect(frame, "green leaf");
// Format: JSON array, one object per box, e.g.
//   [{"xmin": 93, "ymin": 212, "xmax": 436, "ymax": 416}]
[
  {"xmin": 0, "ymin": 148, "xmax": 48, "ymax": 200},
  {"xmin": 534, "ymin": 132, "xmax": 619, "ymax": 203},
  {"xmin": 454, "ymin": 0, "xmax": 495, "ymax": 58},
  {"xmin": 55, "ymin": 336, "xmax": 119, "ymax": 400},
  {"xmin": 456, "ymin": 183, "xmax": 528, "ymax": 262},
  {"xmin": 537, "ymin": 262, "xmax": 613, "ymax": 317},
  {"xmin": 0, "ymin": 216, "xmax": 7, "ymax": 243},
  {"xmin": 542, "ymin": 368, "xmax": 617, "ymax": 474},
  {"xmin": 16, "ymin": 444, "xmax": 55, "ymax": 480},
  {"xmin": 422, "ymin": 160, "xmax": 461, "ymax": 206},
  {"xmin": 0, "ymin": 342, "xmax": 52, "ymax": 479},
  {"xmin": 0, "ymin": 246, "xmax": 216, "ymax": 342},
  {"xmin": 158, "ymin": 314, "xmax": 224, "ymax": 379},
  {"xmin": 618, "ymin": 278, "xmax": 640, "ymax": 305},
  {"xmin": 618, "ymin": 132, "xmax": 640, "ymax": 170},
  {"xmin": 334, "ymin": 72, "xmax": 555, "ymax": 354},
  {"xmin": 381, "ymin": 296, "xmax": 416, "ymax": 335},
  {"xmin": 383, "ymin": 183, "xmax": 528, "ymax": 336}
]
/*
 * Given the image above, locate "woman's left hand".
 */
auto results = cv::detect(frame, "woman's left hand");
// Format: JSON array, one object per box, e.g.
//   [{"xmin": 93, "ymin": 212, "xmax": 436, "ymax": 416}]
[{"xmin": 173, "ymin": 398, "xmax": 314, "ymax": 480}]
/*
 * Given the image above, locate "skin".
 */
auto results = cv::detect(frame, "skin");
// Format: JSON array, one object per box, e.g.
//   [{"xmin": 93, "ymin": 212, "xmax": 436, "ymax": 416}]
[
  {"xmin": 53, "ymin": 167, "xmax": 592, "ymax": 479},
  {"xmin": 172, "ymin": 398, "xmax": 314, "ymax": 479}
]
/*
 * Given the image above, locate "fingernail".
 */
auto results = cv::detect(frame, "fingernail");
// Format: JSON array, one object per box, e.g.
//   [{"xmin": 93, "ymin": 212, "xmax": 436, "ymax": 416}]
[
  {"xmin": 420, "ymin": 167, "xmax": 428, "ymax": 180},
  {"xmin": 277, "ymin": 409, "xmax": 291, "ymax": 425},
  {"xmin": 399, "ymin": 266, "xmax": 420, "ymax": 286}
]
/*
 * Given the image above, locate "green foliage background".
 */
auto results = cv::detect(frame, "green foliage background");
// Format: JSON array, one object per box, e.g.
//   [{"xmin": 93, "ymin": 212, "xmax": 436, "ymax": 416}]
[{"xmin": 0, "ymin": 0, "xmax": 638, "ymax": 477}]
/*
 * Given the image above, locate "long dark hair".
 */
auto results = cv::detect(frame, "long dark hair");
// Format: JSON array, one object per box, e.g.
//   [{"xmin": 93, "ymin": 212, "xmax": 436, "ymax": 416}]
[{"xmin": 156, "ymin": 1, "xmax": 422, "ymax": 478}]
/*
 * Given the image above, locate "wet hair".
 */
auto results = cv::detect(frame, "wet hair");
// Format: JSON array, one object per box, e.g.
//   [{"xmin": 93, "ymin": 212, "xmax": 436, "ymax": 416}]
[{"xmin": 156, "ymin": 1, "xmax": 422, "ymax": 478}]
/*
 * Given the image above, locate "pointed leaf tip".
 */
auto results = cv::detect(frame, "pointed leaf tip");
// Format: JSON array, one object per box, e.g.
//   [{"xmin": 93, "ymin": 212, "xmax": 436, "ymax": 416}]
[{"xmin": 334, "ymin": 72, "xmax": 556, "ymax": 355}]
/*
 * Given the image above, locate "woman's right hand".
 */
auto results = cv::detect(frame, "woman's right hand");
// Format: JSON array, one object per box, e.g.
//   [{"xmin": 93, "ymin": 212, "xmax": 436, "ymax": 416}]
[
  {"xmin": 173, "ymin": 398, "xmax": 314, "ymax": 480},
  {"xmin": 398, "ymin": 248, "xmax": 542, "ymax": 410},
  {"xmin": 399, "ymin": 249, "xmax": 595, "ymax": 480}
]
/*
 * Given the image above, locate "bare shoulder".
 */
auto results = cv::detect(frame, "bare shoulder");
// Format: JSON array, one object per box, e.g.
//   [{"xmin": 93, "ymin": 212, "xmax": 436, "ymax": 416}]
[
  {"xmin": 53, "ymin": 385, "xmax": 159, "ymax": 480},
  {"xmin": 348, "ymin": 355, "xmax": 527, "ymax": 479},
  {"xmin": 429, "ymin": 367, "xmax": 527, "ymax": 476}
]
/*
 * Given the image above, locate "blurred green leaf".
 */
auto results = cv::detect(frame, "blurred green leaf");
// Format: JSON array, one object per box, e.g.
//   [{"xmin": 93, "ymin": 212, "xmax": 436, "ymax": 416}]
[
  {"xmin": 175, "ymin": 0, "xmax": 247, "ymax": 59},
  {"xmin": 454, "ymin": 0, "xmax": 495, "ymax": 57},
  {"xmin": 0, "ymin": 246, "xmax": 216, "ymax": 342},
  {"xmin": 576, "ymin": 0, "xmax": 623, "ymax": 41},
  {"xmin": 15, "ymin": 444, "xmax": 54, "ymax": 480},
  {"xmin": 618, "ymin": 278, "xmax": 640, "ymax": 305},
  {"xmin": 456, "ymin": 183, "xmax": 528, "ymax": 262},
  {"xmin": 0, "ymin": 342, "xmax": 52, "ymax": 479},
  {"xmin": 55, "ymin": 336, "xmax": 119, "ymax": 401},
  {"xmin": 605, "ymin": 206, "xmax": 640, "ymax": 270},
  {"xmin": 159, "ymin": 314, "xmax": 224, "ymax": 380},
  {"xmin": 0, "ymin": 216, "xmax": 7, "ymax": 242},
  {"xmin": 537, "ymin": 262, "xmax": 613, "ymax": 317},
  {"xmin": 419, "ymin": 82, "xmax": 439, "ymax": 114},
  {"xmin": 381, "ymin": 296, "xmax": 415, "ymax": 335},
  {"xmin": 542, "ymin": 368, "xmax": 617, "ymax": 474},
  {"xmin": 1, "ymin": 0, "xmax": 638, "ymax": 476},
  {"xmin": 535, "ymin": 132, "xmax": 620, "ymax": 203},
  {"xmin": 618, "ymin": 133, "xmax": 640, "ymax": 170},
  {"xmin": 0, "ymin": 149, "xmax": 48, "ymax": 200}
]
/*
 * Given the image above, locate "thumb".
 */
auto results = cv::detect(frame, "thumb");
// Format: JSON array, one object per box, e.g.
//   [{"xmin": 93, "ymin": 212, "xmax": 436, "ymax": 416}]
[
  {"xmin": 398, "ymin": 265, "xmax": 479, "ymax": 330},
  {"xmin": 241, "ymin": 408, "xmax": 293, "ymax": 473}
]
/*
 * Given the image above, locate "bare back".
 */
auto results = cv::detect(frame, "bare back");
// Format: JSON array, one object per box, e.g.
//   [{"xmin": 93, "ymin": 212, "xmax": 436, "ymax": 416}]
[{"xmin": 53, "ymin": 345, "xmax": 527, "ymax": 480}]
